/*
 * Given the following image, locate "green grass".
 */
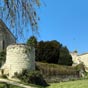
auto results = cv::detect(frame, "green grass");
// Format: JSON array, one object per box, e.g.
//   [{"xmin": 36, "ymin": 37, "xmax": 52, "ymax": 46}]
[
  {"xmin": 46, "ymin": 79, "xmax": 88, "ymax": 88},
  {"xmin": 0, "ymin": 82, "xmax": 43, "ymax": 88},
  {"xmin": 0, "ymin": 83, "xmax": 5, "ymax": 88},
  {"xmin": 0, "ymin": 82, "xmax": 22, "ymax": 88},
  {"xmin": 1, "ymin": 79, "xmax": 88, "ymax": 88}
]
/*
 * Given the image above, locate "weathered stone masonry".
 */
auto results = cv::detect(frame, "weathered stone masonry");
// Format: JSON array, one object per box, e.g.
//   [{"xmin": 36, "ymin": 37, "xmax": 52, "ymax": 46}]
[
  {"xmin": 70, "ymin": 52, "xmax": 88, "ymax": 72},
  {"xmin": 1, "ymin": 44, "xmax": 35, "ymax": 78},
  {"xmin": 0, "ymin": 19, "xmax": 16, "ymax": 52}
]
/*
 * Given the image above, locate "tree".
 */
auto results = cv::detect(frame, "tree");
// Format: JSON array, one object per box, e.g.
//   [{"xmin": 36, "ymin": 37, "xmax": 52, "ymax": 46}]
[
  {"xmin": 39, "ymin": 40, "xmax": 61, "ymax": 63},
  {"xmin": 35, "ymin": 41, "xmax": 44, "ymax": 61},
  {"xmin": 58, "ymin": 46, "xmax": 73, "ymax": 66},
  {"xmin": 27, "ymin": 36, "xmax": 37, "ymax": 47},
  {"xmin": 0, "ymin": 0, "xmax": 40, "ymax": 38},
  {"xmin": 35, "ymin": 40, "xmax": 72, "ymax": 66},
  {"xmin": 35, "ymin": 40, "xmax": 61, "ymax": 63},
  {"xmin": 27, "ymin": 37, "xmax": 73, "ymax": 66}
]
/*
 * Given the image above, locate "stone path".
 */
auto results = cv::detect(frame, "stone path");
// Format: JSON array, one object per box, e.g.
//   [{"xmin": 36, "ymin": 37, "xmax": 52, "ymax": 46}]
[{"xmin": 0, "ymin": 78, "xmax": 36, "ymax": 88}]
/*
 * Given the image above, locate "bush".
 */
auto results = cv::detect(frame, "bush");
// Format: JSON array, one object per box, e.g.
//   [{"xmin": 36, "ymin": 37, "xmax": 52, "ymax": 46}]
[
  {"xmin": 0, "ymin": 51, "xmax": 6, "ymax": 67},
  {"xmin": 1, "ymin": 74, "xmax": 7, "ymax": 79},
  {"xmin": 75, "ymin": 63, "xmax": 85, "ymax": 77},
  {"xmin": 75, "ymin": 63, "xmax": 85, "ymax": 71},
  {"xmin": 16, "ymin": 70, "xmax": 48, "ymax": 87}
]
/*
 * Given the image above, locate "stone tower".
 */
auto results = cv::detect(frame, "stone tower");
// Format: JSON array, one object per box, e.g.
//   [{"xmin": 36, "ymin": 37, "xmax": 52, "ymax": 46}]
[{"xmin": 1, "ymin": 44, "xmax": 35, "ymax": 78}]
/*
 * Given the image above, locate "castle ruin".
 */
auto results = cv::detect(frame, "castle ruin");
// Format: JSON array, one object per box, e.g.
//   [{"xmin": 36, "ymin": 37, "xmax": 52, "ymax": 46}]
[
  {"xmin": 1, "ymin": 44, "xmax": 35, "ymax": 78},
  {"xmin": 0, "ymin": 20, "xmax": 35, "ymax": 79}
]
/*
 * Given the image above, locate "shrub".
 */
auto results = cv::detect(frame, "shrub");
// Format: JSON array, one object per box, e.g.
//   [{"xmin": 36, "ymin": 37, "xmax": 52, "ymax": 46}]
[
  {"xmin": 1, "ymin": 74, "xmax": 7, "ymax": 79},
  {"xmin": 75, "ymin": 63, "xmax": 85, "ymax": 71},
  {"xmin": 16, "ymin": 70, "xmax": 48, "ymax": 87},
  {"xmin": 0, "ymin": 51, "xmax": 6, "ymax": 67},
  {"xmin": 75, "ymin": 63, "xmax": 85, "ymax": 77}
]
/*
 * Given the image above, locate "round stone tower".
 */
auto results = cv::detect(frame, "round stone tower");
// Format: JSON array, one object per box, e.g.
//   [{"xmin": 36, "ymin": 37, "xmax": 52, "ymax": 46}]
[{"xmin": 1, "ymin": 44, "xmax": 35, "ymax": 78}]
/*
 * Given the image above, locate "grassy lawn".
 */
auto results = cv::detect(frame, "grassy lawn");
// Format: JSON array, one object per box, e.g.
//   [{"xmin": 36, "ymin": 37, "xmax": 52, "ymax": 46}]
[
  {"xmin": 46, "ymin": 79, "xmax": 88, "ymax": 88},
  {"xmin": 0, "ymin": 82, "xmax": 22, "ymax": 88},
  {"xmin": 0, "ymin": 82, "xmax": 44, "ymax": 88},
  {"xmin": 1, "ymin": 79, "xmax": 88, "ymax": 88}
]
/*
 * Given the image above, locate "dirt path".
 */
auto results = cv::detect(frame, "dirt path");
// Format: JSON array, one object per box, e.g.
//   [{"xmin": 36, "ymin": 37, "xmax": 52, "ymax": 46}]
[{"xmin": 0, "ymin": 78, "xmax": 36, "ymax": 88}]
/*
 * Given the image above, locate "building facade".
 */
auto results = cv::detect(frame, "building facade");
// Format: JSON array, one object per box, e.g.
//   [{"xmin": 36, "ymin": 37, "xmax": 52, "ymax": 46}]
[
  {"xmin": 70, "ymin": 51, "xmax": 88, "ymax": 72},
  {"xmin": 0, "ymin": 19, "xmax": 16, "ymax": 52}
]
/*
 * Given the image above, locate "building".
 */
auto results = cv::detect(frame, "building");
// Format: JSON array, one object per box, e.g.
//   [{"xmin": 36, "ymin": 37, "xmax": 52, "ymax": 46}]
[
  {"xmin": 0, "ymin": 19, "xmax": 16, "ymax": 52},
  {"xmin": 70, "ymin": 51, "xmax": 88, "ymax": 72}
]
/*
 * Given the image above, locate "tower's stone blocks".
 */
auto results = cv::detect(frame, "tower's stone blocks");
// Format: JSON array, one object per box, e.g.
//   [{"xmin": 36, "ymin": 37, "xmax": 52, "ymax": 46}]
[{"xmin": 1, "ymin": 44, "xmax": 35, "ymax": 78}]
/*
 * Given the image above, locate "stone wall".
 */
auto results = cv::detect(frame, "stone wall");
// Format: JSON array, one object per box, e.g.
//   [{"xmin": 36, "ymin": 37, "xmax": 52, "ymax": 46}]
[
  {"xmin": 1, "ymin": 44, "xmax": 35, "ymax": 78},
  {"xmin": 44, "ymin": 74, "xmax": 80, "ymax": 83},
  {"xmin": 0, "ymin": 19, "xmax": 16, "ymax": 52}
]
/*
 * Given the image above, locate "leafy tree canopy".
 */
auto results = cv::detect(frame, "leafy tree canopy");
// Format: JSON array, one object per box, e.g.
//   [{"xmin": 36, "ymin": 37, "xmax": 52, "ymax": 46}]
[
  {"xmin": 27, "ymin": 36, "xmax": 73, "ymax": 66},
  {"xmin": 27, "ymin": 36, "xmax": 37, "ymax": 47}
]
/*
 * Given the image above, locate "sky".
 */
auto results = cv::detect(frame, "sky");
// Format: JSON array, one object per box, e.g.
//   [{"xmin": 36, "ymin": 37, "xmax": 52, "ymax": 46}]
[
  {"xmin": 34, "ymin": 0, "xmax": 88, "ymax": 54},
  {"xmin": 0, "ymin": 0, "xmax": 88, "ymax": 54}
]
